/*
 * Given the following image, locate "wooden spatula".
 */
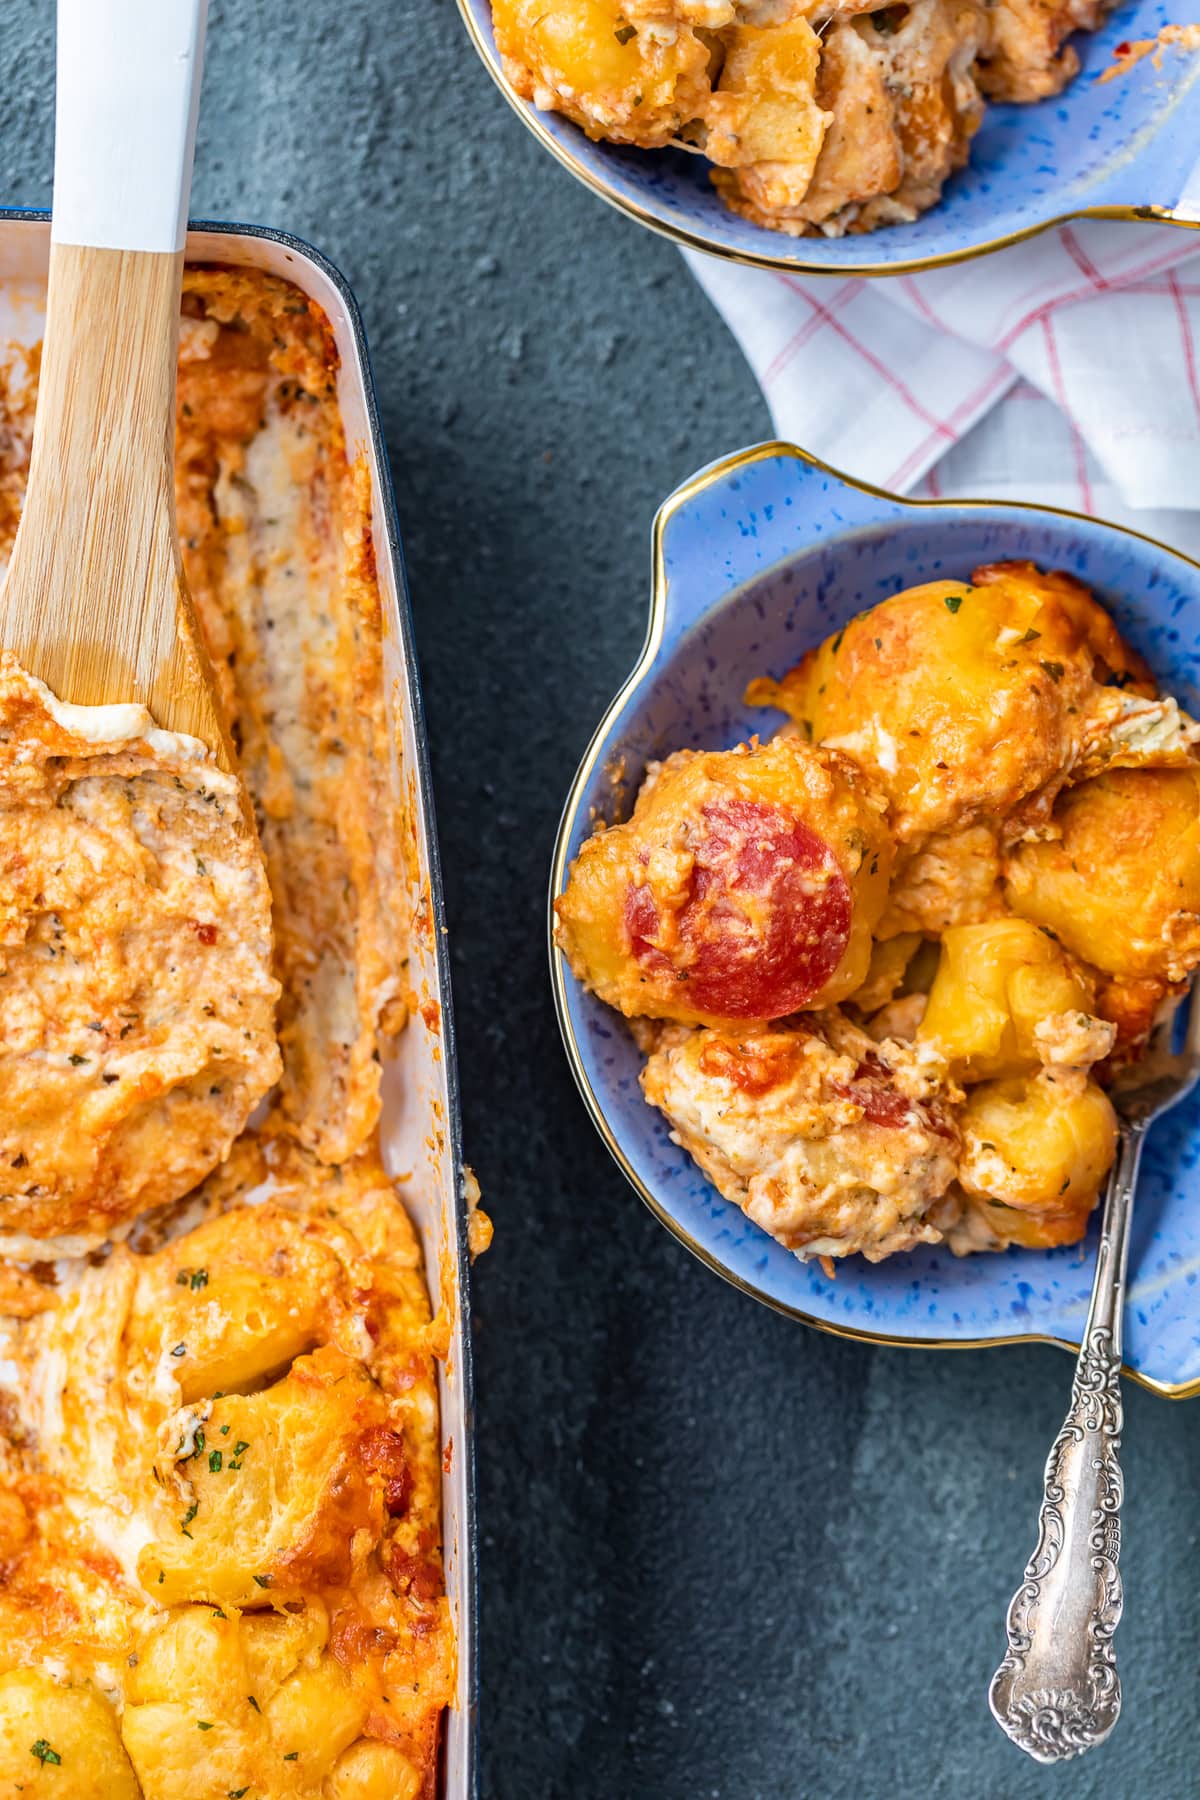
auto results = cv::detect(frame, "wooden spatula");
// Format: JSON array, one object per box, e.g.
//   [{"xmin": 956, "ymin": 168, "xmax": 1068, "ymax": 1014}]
[{"xmin": 1, "ymin": 0, "xmax": 227, "ymax": 760}]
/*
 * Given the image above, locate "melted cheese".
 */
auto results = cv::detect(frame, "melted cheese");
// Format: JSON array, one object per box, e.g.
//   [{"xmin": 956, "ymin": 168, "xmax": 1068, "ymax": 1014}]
[{"xmin": 0, "ymin": 269, "xmax": 450, "ymax": 1798}]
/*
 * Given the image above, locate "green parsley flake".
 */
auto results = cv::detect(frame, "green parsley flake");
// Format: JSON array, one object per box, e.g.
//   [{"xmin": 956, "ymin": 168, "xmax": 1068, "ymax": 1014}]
[
  {"xmin": 252, "ymin": 1573, "xmax": 272, "ymax": 1589},
  {"xmin": 944, "ymin": 595, "xmax": 963, "ymax": 614},
  {"xmin": 198, "ymin": 1720, "xmax": 214, "ymax": 1731},
  {"xmin": 210, "ymin": 1450, "xmax": 223, "ymax": 1472},
  {"xmin": 31, "ymin": 1739, "xmax": 62, "ymax": 1765}
]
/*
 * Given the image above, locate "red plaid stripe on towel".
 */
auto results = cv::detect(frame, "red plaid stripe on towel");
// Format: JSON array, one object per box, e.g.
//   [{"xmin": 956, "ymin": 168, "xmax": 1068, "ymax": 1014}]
[{"xmin": 687, "ymin": 220, "xmax": 1200, "ymax": 558}]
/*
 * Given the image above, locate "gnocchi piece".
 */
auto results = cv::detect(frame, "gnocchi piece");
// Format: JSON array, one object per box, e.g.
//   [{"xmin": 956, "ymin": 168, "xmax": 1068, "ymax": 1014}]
[
  {"xmin": 716, "ymin": 0, "xmax": 987, "ymax": 235},
  {"xmin": 555, "ymin": 736, "xmax": 892, "ymax": 1026},
  {"xmin": 139, "ymin": 1347, "xmax": 394, "ymax": 1607},
  {"xmin": 955, "ymin": 1068, "xmax": 1118, "ymax": 1247},
  {"xmin": 325, "ymin": 1739, "xmax": 423, "ymax": 1800},
  {"xmin": 747, "ymin": 563, "xmax": 1154, "ymax": 844},
  {"xmin": 492, "ymin": 0, "xmax": 715, "ymax": 148},
  {"xmin": 704, "ymin": 15, "xmax": 831, "ymax": 216},
  {"xmin": 122, "ymin": 1603, "xmax": 360, "ymax": 1799},
  {"xmin": 0, "ymin": 1670, "xmax": 139, "ymax": 1798},
  {"xmin": 641, "ymin": 1010, "xmax": 959, "ymax": 1260},
  {"xmin": 122, "ymin": 1704, "xmax": 252, "ymax": 1799},
  {"xmin": 126, "ymin": 1204, "xmax": 347, "ymax": 1406},
  {"xmin": 1004, "ymin": 767, "xmax": 1200, "ymax": 985},
  {"xmin": 125, "ymin": 1603, "xmax": 256, "ymax": 1711},
  {"xmin": 263, "ymin": 1652, "xmax": 368, "ymax": 1787},
  {"xmin": 918, "ymin": 916, "xmax": 1109, "ymax": 1082}
]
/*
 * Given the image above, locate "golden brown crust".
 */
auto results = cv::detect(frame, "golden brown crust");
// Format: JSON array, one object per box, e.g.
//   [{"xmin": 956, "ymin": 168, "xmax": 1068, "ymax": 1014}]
[
  {"xmin": 977, "ymin": 0, "xmax": 1113, "ymax": 99},
  {"xmin": 748, "ymin": 563, "xmax": 1162, "ymax": 848},
  {"xmin": 1004, "ymin": 767, "xmax": 1200, "ymax": 985},
  {"xmin": 0, "ymin": 1144, "xmax": 451, "ymax": 1796},
  {"xmin": 492, "ymin": 0, "xmax": 717, "ymax": 147},
  {"xmin": 715, "ymin": 0, "xmax": 986, "ymax": 236}
]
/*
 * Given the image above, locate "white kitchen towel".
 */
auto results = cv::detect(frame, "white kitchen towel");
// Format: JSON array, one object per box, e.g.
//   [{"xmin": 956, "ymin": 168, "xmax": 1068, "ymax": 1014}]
[{"xmin": 685, "ymin": 218, "xmax": 1200, "ymax": 558}]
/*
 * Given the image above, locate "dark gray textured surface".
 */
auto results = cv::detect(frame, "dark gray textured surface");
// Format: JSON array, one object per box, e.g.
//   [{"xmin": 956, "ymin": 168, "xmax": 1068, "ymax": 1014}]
[{"xmin": 3, "ymin": 5, "xmax": 1199, "ymax": 1797}]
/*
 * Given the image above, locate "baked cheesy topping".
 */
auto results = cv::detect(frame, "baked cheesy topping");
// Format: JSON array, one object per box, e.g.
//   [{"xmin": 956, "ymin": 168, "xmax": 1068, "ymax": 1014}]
[
  {"xmin": 0, "ymin": 268, "xmax": 454, "ymax": 1799},
  {"xmin": 0, "ymin": 655, "xmax": 280, "ymax": 1254},
  {"xmin": 0, "ymin": 1138, "xmax": 449, "ymax": 1800},
  {"xmin": 558, "ymin": 562, "xmax": 1200, "ymax": 1264}
]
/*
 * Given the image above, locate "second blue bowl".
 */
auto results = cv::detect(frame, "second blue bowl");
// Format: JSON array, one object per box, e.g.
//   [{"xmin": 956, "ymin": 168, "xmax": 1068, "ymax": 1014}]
[{"xmin": 461, "ymin": 0, "xmax": 1200, "ymax": 275}]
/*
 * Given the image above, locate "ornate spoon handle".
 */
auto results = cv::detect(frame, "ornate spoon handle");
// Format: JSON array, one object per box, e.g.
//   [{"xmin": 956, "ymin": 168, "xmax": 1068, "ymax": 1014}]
[{"xmin": 988, "ymin": 1123, "xmax": 1144, "ymax": 1764}]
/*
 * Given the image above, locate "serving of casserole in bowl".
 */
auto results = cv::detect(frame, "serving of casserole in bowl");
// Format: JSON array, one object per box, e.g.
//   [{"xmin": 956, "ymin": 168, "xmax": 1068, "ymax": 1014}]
[
  {"xmin": 550, "ymin": 440, "xmax": 1200, "ymax": 1395},
  {"xmin": 460, "ymin": 0, "xmax": 1200, "ymax": 272},
  {"xmin": 0, "ymin": 216, "xmax": 476, "ymax": 1799}
]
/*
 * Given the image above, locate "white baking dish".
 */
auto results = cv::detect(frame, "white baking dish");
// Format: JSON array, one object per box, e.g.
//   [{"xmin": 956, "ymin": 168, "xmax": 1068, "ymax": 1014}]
[{"xmin": 0, "ymin": 210, "xmax": 477, "ymax": 1799}]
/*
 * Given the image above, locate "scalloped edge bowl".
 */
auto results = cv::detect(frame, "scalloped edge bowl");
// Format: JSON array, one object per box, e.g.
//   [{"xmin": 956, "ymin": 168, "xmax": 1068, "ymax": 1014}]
[{"xmin": 550, "ymin": 441, "xmax": 1200, "ymax": 1397}]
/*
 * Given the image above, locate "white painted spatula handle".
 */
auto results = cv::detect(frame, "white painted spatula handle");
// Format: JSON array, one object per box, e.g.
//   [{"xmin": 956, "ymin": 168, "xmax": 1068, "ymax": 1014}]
[{"xmin": 52, "ymin": 0, "xmax": 208, "ymax": 253}]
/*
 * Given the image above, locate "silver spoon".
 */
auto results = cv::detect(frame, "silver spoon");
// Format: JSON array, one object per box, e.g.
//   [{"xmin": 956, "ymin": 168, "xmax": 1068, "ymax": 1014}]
[{"xmin": 988, "ymin": 990, "xmax": 1200, "ymax": 1763}]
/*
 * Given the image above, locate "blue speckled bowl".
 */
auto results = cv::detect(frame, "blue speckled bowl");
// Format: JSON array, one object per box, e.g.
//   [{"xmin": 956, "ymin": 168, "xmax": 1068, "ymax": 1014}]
[
  {"xmin": 459, "ymin": 0, "xmax": 1200, "ymax": 274},
  {"xmin": 549, "ymin": 443, "xmax": 1200, "ymax": 1395}
]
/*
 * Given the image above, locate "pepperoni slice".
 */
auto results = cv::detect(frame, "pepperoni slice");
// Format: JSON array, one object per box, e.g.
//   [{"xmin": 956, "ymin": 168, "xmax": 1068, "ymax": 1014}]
[
  {"xmin": 841, "ymin": 1056, "xmax": 957, "ymax": 1140},
  {"xmin": 848, "ymin": 1070, "xmax": 914, "ymax": 1130},
  {"xmin": 623, "ymin": 796, "xmax": 852, "ymax": 1018}
]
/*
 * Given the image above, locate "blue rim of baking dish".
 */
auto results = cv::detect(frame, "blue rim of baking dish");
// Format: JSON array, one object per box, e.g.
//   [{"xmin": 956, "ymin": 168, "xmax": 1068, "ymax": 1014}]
[
  {"xmin": 548, "ymin": 437, "xmax": 1200, "ymax": 1399},
  {"xmin": 0, "ymin": 207, "xmax": 480, "ymax": 1790},
  {"xmin": 458, "ymin": 0, "xmax": 1200, "ymax": 278}
]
